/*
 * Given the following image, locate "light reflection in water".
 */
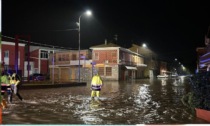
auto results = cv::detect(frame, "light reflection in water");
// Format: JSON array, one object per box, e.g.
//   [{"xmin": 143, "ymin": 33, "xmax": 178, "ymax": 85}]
[{"xmin": 161, "ymin": 79, "xmax": 167, "ymax": 86}]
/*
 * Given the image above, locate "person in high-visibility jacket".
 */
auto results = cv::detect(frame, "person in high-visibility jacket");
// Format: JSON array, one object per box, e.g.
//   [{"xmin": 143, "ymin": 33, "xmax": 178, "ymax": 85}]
[
  {"xmin": 8, "ymin": 73, "xmax": 23, "ymax": 103},
  {"xmin": 1, "ymin": 71, "xmax": 10, "ymax": 109},
  {"xmin": 91, "ymin": 73, "xmax": 103, "ymax": 99}
]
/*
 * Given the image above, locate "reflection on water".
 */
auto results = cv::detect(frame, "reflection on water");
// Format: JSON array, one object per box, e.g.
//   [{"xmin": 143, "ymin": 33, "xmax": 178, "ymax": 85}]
[
  {"xmin": 2, "ymin": 78, "xmax": 209, "ymax": 124},
  {"xmin": 161, "ymin": 78, "xmax": 167, "ymax": 86}
]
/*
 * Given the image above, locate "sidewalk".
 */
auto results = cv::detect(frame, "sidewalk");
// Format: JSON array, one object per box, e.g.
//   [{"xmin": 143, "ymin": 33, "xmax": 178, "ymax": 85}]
[{"xmin": 20, "ymin": 81, "xmax": 87, "ymax": 89}]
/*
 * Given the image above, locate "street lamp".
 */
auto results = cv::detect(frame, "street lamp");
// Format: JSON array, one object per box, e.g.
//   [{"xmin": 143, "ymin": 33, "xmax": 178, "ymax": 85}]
[
  {"xmin": 142, "ymin": 43, "xmax": 147, "ymax": 48},
  {"xmin": 78, "ymin": 10, "xmax": 92, "ymax": 82}
]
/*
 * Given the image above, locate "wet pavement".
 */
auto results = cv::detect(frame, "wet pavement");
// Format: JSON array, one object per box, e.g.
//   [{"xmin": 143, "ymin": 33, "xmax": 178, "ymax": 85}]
[{"xmin": 2, "ymin": 77, "xmax": 210, "ymax": 124}]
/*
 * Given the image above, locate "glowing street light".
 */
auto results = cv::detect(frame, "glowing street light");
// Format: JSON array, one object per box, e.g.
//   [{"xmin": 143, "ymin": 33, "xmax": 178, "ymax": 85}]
[
  {"xmin": 142, "ymin": 43, "xmax": 147, "ymax": 48},
  {"xmin": 78, "ymin": 10, "xmax": 92, "ymax": 82}
]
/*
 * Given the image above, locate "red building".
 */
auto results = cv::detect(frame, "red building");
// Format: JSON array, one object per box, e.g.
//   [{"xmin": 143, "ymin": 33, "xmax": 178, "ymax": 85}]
[
  {"xmin": 1, "ymin": 36, "xmax": 64, "ymax": 78},
  {"xmin": 29, "ymin": 46, "xmax": 65, "ymax": 76},
  {"xmin": 1, "ymin": 41, "xmax": 25, "ymax": 74},
  {"xmin": 90, "ymin": 42, "xmax": 146, "ymax": 80}
]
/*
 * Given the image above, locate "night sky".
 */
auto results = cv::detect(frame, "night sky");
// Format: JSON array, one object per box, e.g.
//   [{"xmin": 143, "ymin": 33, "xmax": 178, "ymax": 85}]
[{"xmin": 2, "ymin": 0, "xmax": 210, "ymax": 73}]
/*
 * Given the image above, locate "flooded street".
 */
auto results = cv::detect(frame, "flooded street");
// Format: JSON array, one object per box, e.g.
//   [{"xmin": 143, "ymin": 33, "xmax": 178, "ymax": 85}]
[{"xmin": 2, "ymin": 77, "xmax": 209, "ymax": 124}]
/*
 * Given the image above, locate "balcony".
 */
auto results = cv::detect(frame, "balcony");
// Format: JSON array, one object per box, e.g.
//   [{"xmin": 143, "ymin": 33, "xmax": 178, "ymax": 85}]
[
  {"xmin": 70, "ymin": 60, "xmax": 93, "ymax": 66},
  {"xmin": 119, "ymin": 60, "xmax": 146, "ymax": 66}
]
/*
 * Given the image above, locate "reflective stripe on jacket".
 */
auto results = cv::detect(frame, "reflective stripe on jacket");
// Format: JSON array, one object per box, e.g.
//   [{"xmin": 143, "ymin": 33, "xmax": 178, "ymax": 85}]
[{"xmin": 91, "ymin": 85, "xmax": 102, "ymax": 90}]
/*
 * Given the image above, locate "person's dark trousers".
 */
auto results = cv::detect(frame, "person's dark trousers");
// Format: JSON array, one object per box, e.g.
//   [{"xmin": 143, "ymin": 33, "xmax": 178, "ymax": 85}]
[{"xmin": 9, "ymin": 84, "xmax": 22, "ymax": 103}]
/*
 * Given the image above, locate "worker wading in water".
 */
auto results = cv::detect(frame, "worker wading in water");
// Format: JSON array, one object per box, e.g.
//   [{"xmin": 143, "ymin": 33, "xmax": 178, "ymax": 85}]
[
  {"xmin": 91, "ymin": 73, "xmax": 103, "ymax": 100},
  {"xmin": 1, "ymin": 71, "xmax": 10, "ymax": 109},
  {"xmin": 8, "ymin": 73, "xmax": 23, "ymax": 103}
]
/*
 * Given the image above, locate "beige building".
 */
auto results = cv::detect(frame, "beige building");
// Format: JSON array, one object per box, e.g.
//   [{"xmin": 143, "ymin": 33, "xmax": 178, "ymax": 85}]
[
  {"xmin": 129, "ymin": 44, "xmax": 158, "ymax": 78},
  {"xmin": 49, "ymin": 49, "xmax": 92, "ymax": 82}
]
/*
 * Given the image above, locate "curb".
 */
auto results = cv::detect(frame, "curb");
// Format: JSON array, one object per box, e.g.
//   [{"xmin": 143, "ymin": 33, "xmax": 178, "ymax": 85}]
[{"xmin": 20, "ymin": 82, "xmax": 87, "ymax": 89}]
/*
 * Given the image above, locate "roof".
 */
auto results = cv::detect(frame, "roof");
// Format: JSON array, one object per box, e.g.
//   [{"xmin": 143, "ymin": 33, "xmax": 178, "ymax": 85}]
[
  {"xmin": 90, "ymin": 42, "xmax": 120, "ymax": 49},
  {"xmin": 129, "ymin": 44, "xmax": 155, "ymax": 56},
  {"xmin": 29, "ymin": 45, "xmax": 69, "ymax": 52},
  {"xmin": 90, "ymin": 42, "xmax": 143, "ymax": 57},
  {"xmin": 1, "ymin": 41, "xmax": 26, "ymax": 46}
]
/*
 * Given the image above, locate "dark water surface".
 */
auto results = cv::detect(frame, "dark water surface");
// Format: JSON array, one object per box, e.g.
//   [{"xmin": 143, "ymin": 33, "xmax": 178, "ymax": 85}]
[{"xmin": 2, "ymin": 77, "xmax": 209, "ymax": 124}]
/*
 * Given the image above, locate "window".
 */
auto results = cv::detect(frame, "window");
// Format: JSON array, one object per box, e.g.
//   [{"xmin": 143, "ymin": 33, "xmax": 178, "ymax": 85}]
[
  {"xmin": 40, "ymin": 50, "xmax": 48, "ymax": 58},
  {"xmin": 106, "ymin": 67, "xmax": 112, "ymax": 76},
  {"xmin": 112, "ymin": 59, "xmax": 117, "ymax": 63},
  {"xmin": 4, "ymin": 65, "xmax": 9, "ymax": 71},
  {"xmin": 34, "ymin": 68, "xmax": 38, "ymax": 73},
  {"xmin": 112, "ymin": 52, "xmax": 117, "ymax": 58},
  {"xmin": 66, "ymin": 54, "xmax": 69, "ymax": 61},
  {"xmin": 80, "ymin": 54, "xmax": 84, "ymax": 59},
  {"xmin": 27, "ymin": 65, "xmax": 31, "ymax": 70},
  {"xmin": 62, "ymin": 54, "xmax": 65, "ymax": 61},
  {"xmin": 122, "ymin": 53, "xmax": 125, "ymax": 61},
  {"xmin": 72, "ymin": 54, "xmax": 76, "ymax": 60},
  {"xmin": 98, "ymin": 67, "xmax": 104, "ymax": 76},
  {"xmin": 58, "ymin": 55, "xmax": 62, "ymax": 61},
  {"xmin": 94, "ymin": 52, "xmax": 99, "ymax": 60},
  {"xmin": 4, "ymin": 50, "xmax": 9, "ymax": 58}
]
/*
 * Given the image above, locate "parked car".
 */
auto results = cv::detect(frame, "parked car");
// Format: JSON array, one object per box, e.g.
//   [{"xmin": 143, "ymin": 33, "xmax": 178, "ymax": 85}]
[{"xmin": 29, "ymin": 73, "xmax": 45, "ymax": 81}]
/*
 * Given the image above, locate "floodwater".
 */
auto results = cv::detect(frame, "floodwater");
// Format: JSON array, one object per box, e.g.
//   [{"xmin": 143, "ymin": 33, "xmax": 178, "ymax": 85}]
[{"xmin": 2, "ymin": 77, "xmax": 210, "ymax": 124}]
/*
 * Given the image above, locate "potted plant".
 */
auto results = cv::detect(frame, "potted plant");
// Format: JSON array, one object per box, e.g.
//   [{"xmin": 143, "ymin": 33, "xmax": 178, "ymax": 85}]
[{"xmin": 182, "ymin": 72, "xmax": 210, "ymax": 122}]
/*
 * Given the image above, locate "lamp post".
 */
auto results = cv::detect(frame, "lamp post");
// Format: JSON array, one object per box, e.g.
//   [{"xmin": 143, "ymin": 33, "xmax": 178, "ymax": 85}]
[{"xmin": 78, "ymin": 10, "xmax": 92, "ymax": 82}]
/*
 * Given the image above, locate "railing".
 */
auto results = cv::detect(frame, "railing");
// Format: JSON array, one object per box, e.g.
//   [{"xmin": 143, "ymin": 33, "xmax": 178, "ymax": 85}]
[
  {"xmin": 70, "ymin": 60, "xmax": 92, "ymax": 65},
  {"xmin": 120, "ymin": 61, "xmax": 137, "ymax": 66}
]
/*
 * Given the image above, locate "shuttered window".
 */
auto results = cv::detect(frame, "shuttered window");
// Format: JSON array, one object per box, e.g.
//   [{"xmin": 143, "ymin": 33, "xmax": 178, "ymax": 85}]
[
  {"xmin": 98, "ymin": 67, "xmax": 104, "ymax": 76},
  {"xmin": 94, "ymin": 52, "xmax": 99, "ymax": 60},
  {"xmin": 106, "ymin": 67, "xmax": 112, "ymax": 76}
]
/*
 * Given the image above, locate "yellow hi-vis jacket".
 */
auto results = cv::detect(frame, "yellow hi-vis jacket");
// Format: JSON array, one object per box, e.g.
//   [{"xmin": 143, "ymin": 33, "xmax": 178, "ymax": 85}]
[
  {"xmin": 1, "ymin": 75, "xmax": 9, "ymax": 84},
  {"xmin": 10, "ymin": 80, "xmax": 20, "ymax": 85},
  {"xmin": 9, "ymin": 73, "xmax": 20, "ymax": 85},
  {"xmin": 91, "ymin": 75, "xmax": 103, "ymax": 90}
]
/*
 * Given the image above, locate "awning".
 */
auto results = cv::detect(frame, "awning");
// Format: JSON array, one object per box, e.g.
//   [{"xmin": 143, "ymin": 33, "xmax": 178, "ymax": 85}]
[
  {"xmin": 137, "ymin": 64, "xmax": 147, "ymax": 67},
  {"xmin": 125, "ymin": 66, "xmax": 137, "ymax": 70}
]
